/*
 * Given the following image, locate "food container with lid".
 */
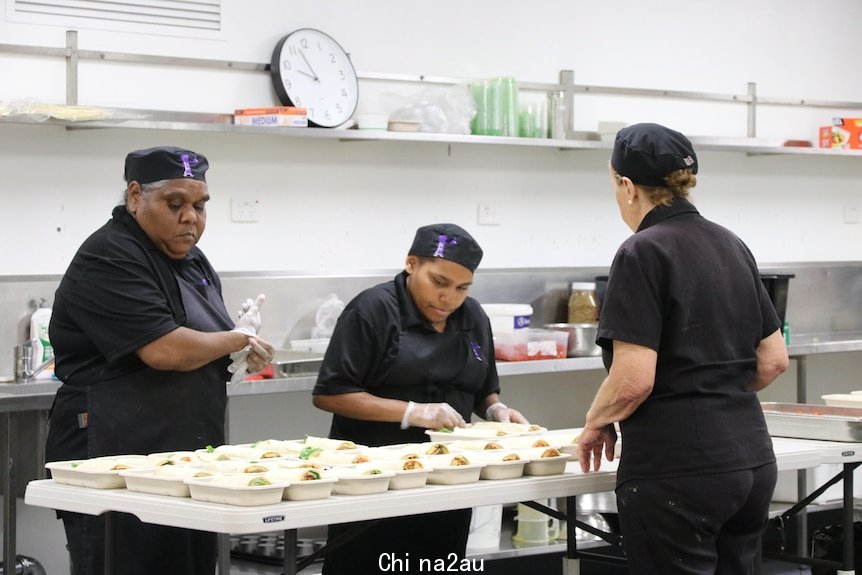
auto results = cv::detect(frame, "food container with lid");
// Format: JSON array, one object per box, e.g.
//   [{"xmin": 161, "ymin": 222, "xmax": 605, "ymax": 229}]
[
  {"xmin": 482, "ymin": 304, "xmax": 533, "ymax": 361},
  {"xmin": 527, "ymin": 329, "xmax": 568, "ymax": 360},
  {"xmin": 567, "ymin": 282, "xmax": 598, "ymax": 324}
]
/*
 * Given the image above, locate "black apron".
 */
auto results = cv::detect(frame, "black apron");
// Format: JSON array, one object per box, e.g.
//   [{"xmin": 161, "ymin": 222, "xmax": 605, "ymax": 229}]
[
  {"xmin": 49, "ymin": 272, "xmax": 233, "ymax": 575},
  {"xmin": 324, "ymin": 324, "xmax": 481, "ymax": 574},
  {"xmin": 329, "ymin": 328, "xmax": 488, "ymax": 447}
]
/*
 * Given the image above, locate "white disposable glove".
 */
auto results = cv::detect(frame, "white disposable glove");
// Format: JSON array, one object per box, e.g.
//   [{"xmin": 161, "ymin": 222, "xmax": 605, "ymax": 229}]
[
  {"xmin": 400, "ymin": 401, "xmax": 466, "ymax": 431},
  {"xmin": 485, "ymin": 402, "xmax": 529, "ymax": 424},
  {"xmin": 232, "ymin": 294, "xmax": 265, "ymax": 336},
  {"xmin": 227, "ymin": 345, "xmax": 250, "ymax": 384}
]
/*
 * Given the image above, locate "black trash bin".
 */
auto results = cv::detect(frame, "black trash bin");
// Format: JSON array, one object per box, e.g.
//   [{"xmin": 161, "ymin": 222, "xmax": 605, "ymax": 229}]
[
  {"xmin": 810, "ymin": 522, "xmax": 862, "ymax": 575},
  {"xmin": 759, "ymin": 273, "xmax": 794, "ymax": 333}
]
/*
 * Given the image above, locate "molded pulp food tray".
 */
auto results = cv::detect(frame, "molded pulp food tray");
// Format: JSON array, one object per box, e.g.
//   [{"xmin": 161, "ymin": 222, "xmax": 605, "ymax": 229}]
[{"xmin": 761, "ymin": 402, "xmax": 862, "ymax": 442}]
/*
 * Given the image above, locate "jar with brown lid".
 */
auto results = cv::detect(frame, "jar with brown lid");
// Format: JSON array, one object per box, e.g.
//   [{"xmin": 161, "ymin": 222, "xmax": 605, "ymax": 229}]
[{"xmin": 567, "ymin": 282, "xmax": 598, "ymax": 324}]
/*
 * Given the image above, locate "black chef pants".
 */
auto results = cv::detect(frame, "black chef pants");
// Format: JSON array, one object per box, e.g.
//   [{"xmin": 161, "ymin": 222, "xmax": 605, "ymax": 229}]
[
  {"xmin": 322, "ymin": 509, "xmax": 471, "ymax": 575},
  {"xmin": 62, "ymin": 511, "xmax": 217, "ymax": 575},
  {"xmin": 615, "ymin": 462, "xmax": 777, "ymax": 575}
]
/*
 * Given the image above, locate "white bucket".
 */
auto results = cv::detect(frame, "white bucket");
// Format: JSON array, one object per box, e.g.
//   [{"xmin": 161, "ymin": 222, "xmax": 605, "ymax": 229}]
[
  {"xmin": 466, "ymin": 504, "xmax": 503, "ymax": 550},
  {"xmin": 512, "ymin": 501, "xmax": 560, "ymax": 545},
  {"xmin": 482, "ymin": 304, "xmax": 533, "ymax": 361}
]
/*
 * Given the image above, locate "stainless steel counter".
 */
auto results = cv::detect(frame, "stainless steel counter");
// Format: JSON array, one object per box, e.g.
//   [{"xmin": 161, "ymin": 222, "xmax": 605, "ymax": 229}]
[{"xmin": 3, "ymin": 332, "xmax": 862, "ymax": 407}]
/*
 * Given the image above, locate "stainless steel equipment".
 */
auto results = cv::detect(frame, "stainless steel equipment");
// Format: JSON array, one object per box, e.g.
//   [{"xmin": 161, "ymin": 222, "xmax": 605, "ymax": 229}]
[
  {"xmin": 543, "ymin": 323, "xmax": 601, "ymax": 357},
  {"xmin": 761, "ymin": 402, "xmax": 862, "ymax": 442}
]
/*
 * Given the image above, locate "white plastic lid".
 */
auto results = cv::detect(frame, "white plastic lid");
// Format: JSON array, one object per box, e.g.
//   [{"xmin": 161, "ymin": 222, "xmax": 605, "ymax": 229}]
[
  {"xmin": 481, "ymin": 304, "xmax": 533, "ymax": 316},
  {"xmin": 570, "ymin": 282, "xmax": 596, "ymax": 290}
]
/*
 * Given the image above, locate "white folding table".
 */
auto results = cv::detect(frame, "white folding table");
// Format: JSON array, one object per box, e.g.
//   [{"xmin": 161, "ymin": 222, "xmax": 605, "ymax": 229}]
[{"xmin": 24, "ymin": 439, "xmax": 822, "ymax": 575}]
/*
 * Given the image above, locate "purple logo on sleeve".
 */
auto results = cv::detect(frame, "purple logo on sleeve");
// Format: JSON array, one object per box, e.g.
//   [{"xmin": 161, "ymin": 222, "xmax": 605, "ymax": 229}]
[
  {"xmin": 434, "ymin": 234, "xmax": 458, "ymax": 257},
  {"xmin": 470, "ymin": 341, "xmax": 483, "ymax": 362},
  {"xmin": 179, "ymin": 153, "xmax": 198, "ymax": 177}
]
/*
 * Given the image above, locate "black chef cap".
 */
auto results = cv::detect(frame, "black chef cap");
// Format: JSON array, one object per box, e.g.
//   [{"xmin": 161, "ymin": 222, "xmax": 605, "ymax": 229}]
[
  {"xmin": 124, "ymin": 146, "xmax": 209, "ymax": 184},
  {"xmin": 408, "ymin": 223, "xmax": 483, "ymax": 272},
  {"xmin": 611, "ymin": 123, "xmax": 698, "ymax": 187}
]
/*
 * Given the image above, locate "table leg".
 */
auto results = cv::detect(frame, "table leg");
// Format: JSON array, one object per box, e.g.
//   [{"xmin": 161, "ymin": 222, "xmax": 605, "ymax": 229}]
[
  {"xmin": 562, "ymin": 496, "xmax": 580, "ymax": 575},
  {"xmin": 283, "ymin": 529, "xmax": 297, "ymax": 575},
  {"xmin": 2, "ymin": 412, "xmax": 17, "ymax": 575},
  {"xmin": 797, "ymin": 469, "xmax": 808, "ymax": 564},
  {"xmin": 842, "ymin": 463, "xmax": 854, "ymax": 573},
  {"xmin": 217, "ymin": 533, "xmax": 231, "ymax": 574},
  {"xmin": 104, "ymin": 512, "xmax": 115, "ymax": 575}
]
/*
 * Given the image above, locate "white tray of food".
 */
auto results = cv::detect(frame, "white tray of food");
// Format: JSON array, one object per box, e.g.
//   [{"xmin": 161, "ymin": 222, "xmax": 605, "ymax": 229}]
[
  {"xmin": 371, "ymin": 459, "xmax": 432, "ymax": 490},
  {"xmin": 467, "ymin": 451, "xmax": 528, "ymax": 480},
  {"xmin": 208, "ymin": 444, "xmax": 285, "ymax": 461},
  {"xmin": 425, "ymin": 454, "xmax": 484, "ymax": 485},
  {"xmin": 120, "ymin": 466, "xmax": 213, "ymax": 497},
  {"xmin": 46, "ymin": 456, "xmax": 157, "ymax": 489},
  {"xmin": 330, "ymin": 466, "xmax": 395, "ymax": 495},
  {"xmin": 448, "ymin": 439, "xmax": 506, "ymax": 451},
  {"xmin": 184, "ymin": 475, "xmax": 289, "ymax": 506},
  {"xmin": 147, "ymin": 451, "xmax": 199, "ymax": 465},
  {"xmin": 199, "ymin": 460, "xmax": 277, "ymax": 474},
  {"xmin": 519, "ymin": 448, "xmax": 571, "ymax": 476},
  {"xmin": 266, "ymin": 468, "xmax": 338, "ymax": 501}
]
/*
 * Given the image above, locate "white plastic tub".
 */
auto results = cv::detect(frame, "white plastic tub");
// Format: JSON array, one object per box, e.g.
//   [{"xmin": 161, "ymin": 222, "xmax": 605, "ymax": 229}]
[{"xmin": 481, "ymin": 304, "xmax": 533, "ymax": 361}]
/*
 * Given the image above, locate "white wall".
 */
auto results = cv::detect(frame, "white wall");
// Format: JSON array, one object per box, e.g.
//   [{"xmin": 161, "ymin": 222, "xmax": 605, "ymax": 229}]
[{"xmin": 1, "ymin": 0, "xmax": 861, "ymax": 275}]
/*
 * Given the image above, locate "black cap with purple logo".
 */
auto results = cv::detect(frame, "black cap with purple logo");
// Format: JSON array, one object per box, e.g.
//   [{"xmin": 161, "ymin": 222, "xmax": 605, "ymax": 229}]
[
  {"xmin": 611, "ymin": 123, "xmax": 698, "ymax": 187},
  {"xmin": 408, "ymin": 223, "xmax": 483, "ymax": 272},
  {"xmin": 124, "ymin": 146, "xmax": 209, "ymax": 184}
]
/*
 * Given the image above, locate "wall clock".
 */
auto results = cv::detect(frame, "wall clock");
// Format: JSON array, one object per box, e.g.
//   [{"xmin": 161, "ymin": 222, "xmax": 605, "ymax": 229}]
[{"xmin": 270, "ymin": 28, "xmax": 359, "ymax": 128}]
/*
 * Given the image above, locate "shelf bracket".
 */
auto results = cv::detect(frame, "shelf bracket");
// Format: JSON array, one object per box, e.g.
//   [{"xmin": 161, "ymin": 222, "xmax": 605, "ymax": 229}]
[
  {"xmin": 66, "ymin": 30, "xmax": 78, "ymax": 106},
  {"xmin": 747, "ymin": 81, "xmax": 757, "ymax": 139}
]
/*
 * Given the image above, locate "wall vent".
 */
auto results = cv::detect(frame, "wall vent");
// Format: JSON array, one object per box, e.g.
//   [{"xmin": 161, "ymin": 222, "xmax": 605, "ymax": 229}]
[{"xmin": 7, "ymin": 0, "xmax": 222, "ymax": 38}]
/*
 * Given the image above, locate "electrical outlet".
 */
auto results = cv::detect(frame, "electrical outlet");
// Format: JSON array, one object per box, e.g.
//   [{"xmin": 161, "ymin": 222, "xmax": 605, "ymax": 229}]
[
  {"xmin": 477, "ymin": 204, "xmax": 500, "ymax": 226},
  {"xmin": 231, "ymin": 198, "xmax": 259, "ymax": 222},
  {"xmin": 844, "ymin": 204, "xmax": 861, "ymax": 224}
]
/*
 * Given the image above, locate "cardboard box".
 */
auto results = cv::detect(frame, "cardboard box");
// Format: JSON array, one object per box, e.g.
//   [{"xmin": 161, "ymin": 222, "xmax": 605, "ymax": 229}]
[
  {"xmin": 819, "ymin": 118, "xmax": 862, "ymax": 149},
  {"xmin": 234, "ymin": 106, "xmax": 308, "ymax": 127}
]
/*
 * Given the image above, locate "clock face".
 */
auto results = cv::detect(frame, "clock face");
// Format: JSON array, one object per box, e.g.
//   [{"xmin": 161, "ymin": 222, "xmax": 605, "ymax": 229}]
[{"xmin": 271, "ymin": 29, "xmax": 359, "ymax": 128}]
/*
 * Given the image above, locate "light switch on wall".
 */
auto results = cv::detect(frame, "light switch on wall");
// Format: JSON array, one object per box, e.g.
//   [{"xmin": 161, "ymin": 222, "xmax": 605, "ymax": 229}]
[
  {"xmin": 231, "ymin": 198, "xmax": 260, "ymax": 222},
  {"xmin": 477, "ymin": 204, "xmax": 500, "ymax": 226}
]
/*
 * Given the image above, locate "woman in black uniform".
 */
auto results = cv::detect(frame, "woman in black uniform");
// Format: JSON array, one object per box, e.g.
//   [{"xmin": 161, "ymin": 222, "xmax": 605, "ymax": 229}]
[
  {"xmin": 45, "ymin": 146, "xmax": 275, "ymax": 575},
  {"xmin": 313, "ymin": 223, "xmax": 529, "ymax": 574},
  {"xmin": 576, "ymin": 124, "xmax": 789, "ymax": 574}
]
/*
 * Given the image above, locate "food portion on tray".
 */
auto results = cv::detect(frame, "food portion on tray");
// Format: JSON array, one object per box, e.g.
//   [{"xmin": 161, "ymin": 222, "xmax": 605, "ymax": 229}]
[{"xmin": 43, "ymin": 425, "xmax": 578, "ymax": 505}]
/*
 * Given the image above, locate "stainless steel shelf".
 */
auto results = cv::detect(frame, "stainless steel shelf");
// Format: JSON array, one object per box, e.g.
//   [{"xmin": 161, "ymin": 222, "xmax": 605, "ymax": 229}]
[
  {"xmin": 788, "ymin": 333, "xmax": 862, "ymax": 356},
  {"xmin": 3, "ymin": 109, "xmax": 862, "ymax": 157}
]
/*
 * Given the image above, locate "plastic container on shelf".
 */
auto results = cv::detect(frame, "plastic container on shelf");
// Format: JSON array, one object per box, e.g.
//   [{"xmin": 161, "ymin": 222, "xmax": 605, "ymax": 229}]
[
  {"xmin": 482, "ymin": 304, "xmax": 533, "ymax": 361},
  {"xmin": 567, "ymin": 282, "xmax": 598, "ymax": 324},
  {"xmin": 526, "ymin": 329, "xmax": 568, "ymax": 360}
]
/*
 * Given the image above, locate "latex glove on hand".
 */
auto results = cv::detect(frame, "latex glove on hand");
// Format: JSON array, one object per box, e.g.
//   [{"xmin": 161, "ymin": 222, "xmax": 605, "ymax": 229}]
[
  {"xmin": 227, "ymin": 346, "xmax": 250, "ymax": 384},
  {"xmin": 227, "ymin": 337, "xmax": 276, "ymax": 384},
  {"xmin": 245, "ymin": 336, "xmax": 275, "ymax": 374},
  {"xmin": 485, "ymin": 402, "xmax": 529, "ymax": 425},
  {"xmin": 401, "ymin": 401, "xmax": 466, "ymax": 431},
  {"xmin": 232, "ymin": 294, "xmax": 266, "ymax": 336}
]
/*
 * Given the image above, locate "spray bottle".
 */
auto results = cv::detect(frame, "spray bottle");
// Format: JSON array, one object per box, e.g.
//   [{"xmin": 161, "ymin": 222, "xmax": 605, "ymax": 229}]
[{"xmin": 29, "ymin": 298, "xmax": 53, "ymax": 378}]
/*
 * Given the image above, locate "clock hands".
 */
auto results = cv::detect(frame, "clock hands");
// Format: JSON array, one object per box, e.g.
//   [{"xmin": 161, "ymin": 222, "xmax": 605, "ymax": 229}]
[
  {"xmin": 297, "ymin": 70, "xmax": 316, "ymax": 80},
  {"xmin": 298, "ymin": 49, "xmax": 319, "ymax": 83}
]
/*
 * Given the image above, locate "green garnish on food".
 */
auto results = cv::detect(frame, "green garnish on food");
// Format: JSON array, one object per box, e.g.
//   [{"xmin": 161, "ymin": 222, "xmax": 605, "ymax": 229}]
[
  {"xmin": 206, "ymin": 445, "xmax": 215, "ymax": 453},
  {"xmin": 247, "ymin": 477, "xmax": 272, "ymax": 487},
  {"xmin": 299, "ymin": 447, "xmax": 322, "ymax": 460},
  {"xmin": 71, "ymin": 462, "xmax": 79, "ymax": 468},
  {"xmin": 305, "ymin": 469, "xmax": 321, "ymax": 480},
  {"xmin": 437, "ymin": 427, "xmax": 453, "ymax": 433}
]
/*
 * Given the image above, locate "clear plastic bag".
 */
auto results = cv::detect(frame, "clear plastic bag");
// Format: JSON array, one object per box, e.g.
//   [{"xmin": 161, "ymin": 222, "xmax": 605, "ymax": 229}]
[
  {"xmin": 386, "ymin": 84, "xmax": 476, "ymax": 135},
  {"xmin": 311, "ymin": 293, "xmax": 345, "ymax": 339}
]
